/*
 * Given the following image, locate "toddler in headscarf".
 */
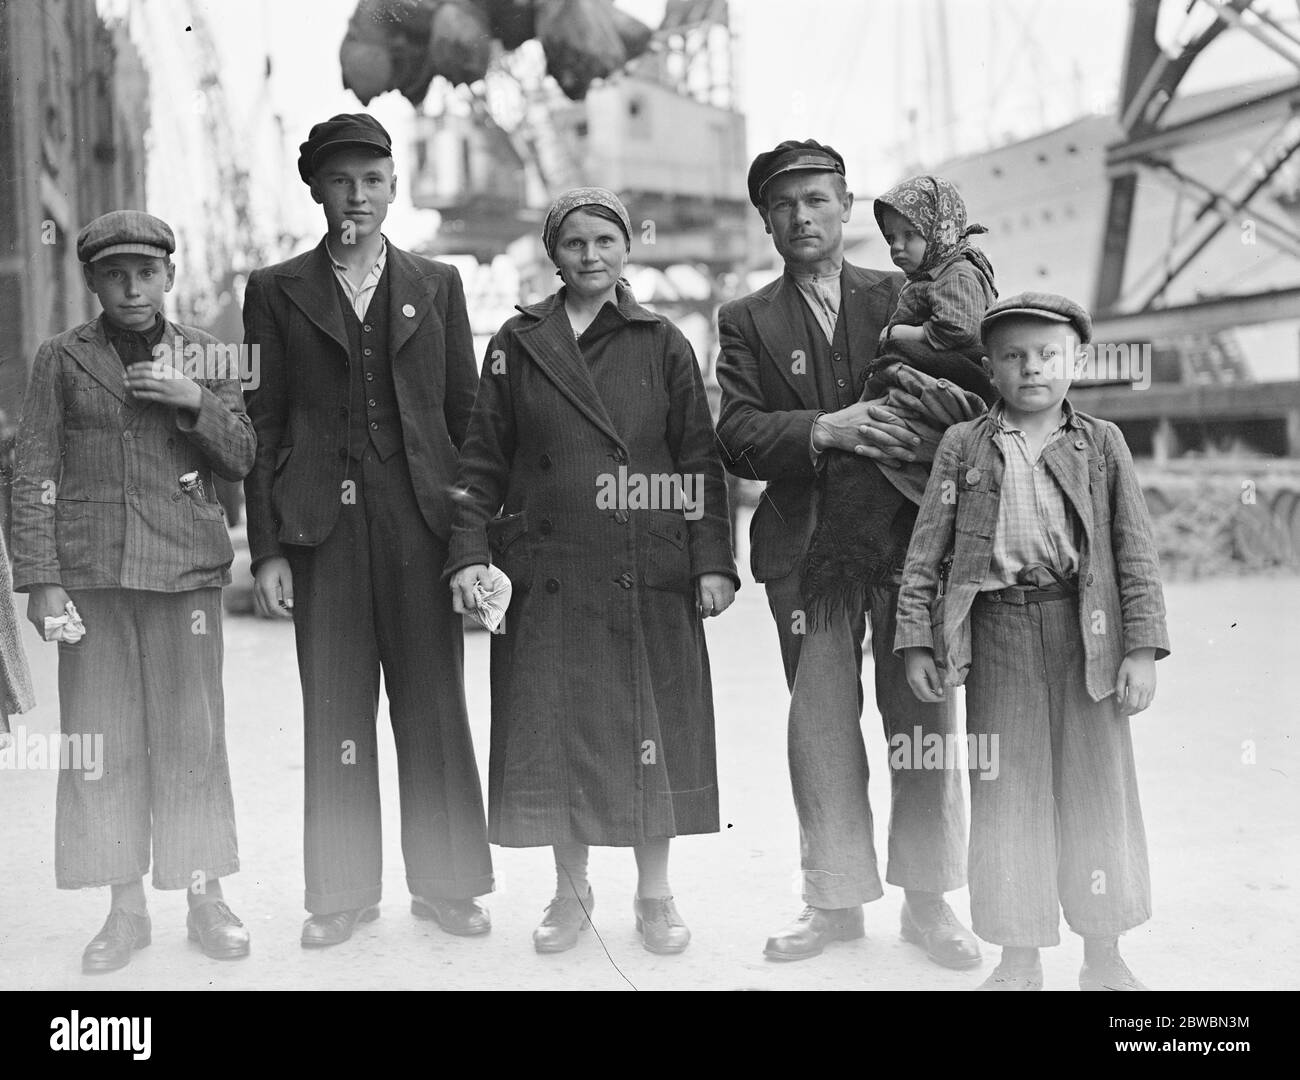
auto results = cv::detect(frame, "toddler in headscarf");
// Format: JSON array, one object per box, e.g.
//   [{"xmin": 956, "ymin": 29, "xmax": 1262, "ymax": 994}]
[
  {"xmin": 802, "ymin": 176, "xmax": 998, "ymax": 620},
  {"xmin": 869, "ymin": 174, "xmax": 998, "ymax": 400}
]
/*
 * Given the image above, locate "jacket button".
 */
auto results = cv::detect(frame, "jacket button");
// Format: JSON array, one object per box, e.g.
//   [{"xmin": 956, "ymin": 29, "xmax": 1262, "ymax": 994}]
[
  {"xmin": 368, "ymin": 399, "xmax": 377, "ymax": 408},
  {"xmin": 363, "ymin": 348, "xmax": 373, "ymax": 357},
  {"xmin": 539, "ymin": 453, "xmax": 552, "ymax": 470},
  {"xmin": 1075, "ymin": 439, "xmax": 1087, "ymax": 450},
  {"xmin": 539, "ymin": 518, "xmax": 553, "ymax": 536},
  {"xmin": 832, "ymin": 352, "xmax": 843, "ymax": 362},
  {"xmin": 363, "ymin": 324, "xmax": 372, "ymax": 333},
  {"xmin": 836, "ymin": 378, "xmax": 846, "ymax": 388},
  {"xmin": 618, "ymin": 571, "xmax": 634, "ymax": 589},
  {"xmin": 545, "ymin": 578, "xmax": 560, "ymax": 593},
  {"xmin": 965, "ymin": 468, "xmax": 981, "ymax": 485},
  {"xmin": 611, "ymin": 447, "xmax": 628, "ymax": 464},
  {"xmin": 370, "ymin": 421, "xmax": 378, "ymax": 430},
  {"xmin": 366, "ymin": 372, "xmax": 374, "ymax": 381},
  {"xmin": 1086, "ymin": 573, "xmax": 1095, "ymax": 586},
  {"xmin": 614, "ymin": 509, "xmax": 629, "ymax": 525}
]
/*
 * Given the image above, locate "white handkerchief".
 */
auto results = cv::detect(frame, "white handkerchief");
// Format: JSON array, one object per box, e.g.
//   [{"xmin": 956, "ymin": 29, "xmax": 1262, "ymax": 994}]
[
  {"xmin": 43, "ymin": 600, "xmax": 86, "ymax": 643},
  {"xmin": 470, "ymin": 566, "xmax": 512, "ymax": 634}
]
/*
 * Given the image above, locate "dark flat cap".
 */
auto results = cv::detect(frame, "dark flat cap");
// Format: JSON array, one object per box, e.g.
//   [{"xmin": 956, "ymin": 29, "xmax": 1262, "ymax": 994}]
[
  {"xmin": 747, "ymin": 139, "xmax": 845, "ymax": 207},
  {"xmin": 982, "ymin": 291, "xmax": 1093, "ymax": 345},
  {"xmin": 298, "ymin": 113, "xmax": 392, "ymax": 184},
  {"xmin": 76, "ymin": 210, "xmax": 175, "ymax": 263}
]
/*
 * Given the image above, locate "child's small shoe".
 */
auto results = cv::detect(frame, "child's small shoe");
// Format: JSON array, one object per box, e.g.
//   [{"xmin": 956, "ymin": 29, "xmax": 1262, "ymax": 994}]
[
  {"xmin": 976, "ymin": 956, "xmax": 1043, "ymax": 991},
  {"xmin": 1080, "ymin": 955, "xmax": 1148, "ymax": 991}
]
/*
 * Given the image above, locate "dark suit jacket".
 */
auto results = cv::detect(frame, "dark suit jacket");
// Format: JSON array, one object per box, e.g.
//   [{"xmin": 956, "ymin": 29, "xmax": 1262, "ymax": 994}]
[
  {"xmin": 714, "ymin": 261, "xmax": 903, "ymax": 582},
  {"xmin": 241, "ymin": 239, "xmax": 478, "ymax": 568}
]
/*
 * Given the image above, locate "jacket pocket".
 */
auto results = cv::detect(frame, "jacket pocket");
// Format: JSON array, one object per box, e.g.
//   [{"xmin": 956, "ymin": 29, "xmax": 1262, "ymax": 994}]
[
  {"xmin": 486, "ymin": 510, "xmax": 533, "ymax": 592},
  {"xmin": 191, "ymin": 498, "xmax": 233, "ymax": 574},
  {"xmin": 640, "ymin": 509, "xmax": 693, "ymax": 592}
]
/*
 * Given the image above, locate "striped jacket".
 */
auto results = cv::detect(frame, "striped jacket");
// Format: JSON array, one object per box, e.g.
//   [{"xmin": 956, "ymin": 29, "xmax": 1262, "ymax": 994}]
[
  {"xmin": 893, "ymin": 403, "xmax": 1170, "ymax": 701},
  {"xmin": 10, "ymin": 317, "xmax": 255, "ymax": 592}
]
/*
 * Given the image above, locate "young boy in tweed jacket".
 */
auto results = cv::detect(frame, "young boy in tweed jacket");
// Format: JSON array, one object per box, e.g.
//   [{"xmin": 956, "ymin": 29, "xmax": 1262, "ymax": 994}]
[
  {"xmin": 894, "ymin": 292, "xmax": 1170, "ymax": 991},
  {"xmin": 10, "ymin": 211, "xmax": 255, "ymax": 974}
]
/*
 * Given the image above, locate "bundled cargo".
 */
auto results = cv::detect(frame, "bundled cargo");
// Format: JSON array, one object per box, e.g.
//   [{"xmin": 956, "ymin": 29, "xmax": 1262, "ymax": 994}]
[{"xmin": 340, "ymin": 0, "xmax": 654, "ymax": 104}]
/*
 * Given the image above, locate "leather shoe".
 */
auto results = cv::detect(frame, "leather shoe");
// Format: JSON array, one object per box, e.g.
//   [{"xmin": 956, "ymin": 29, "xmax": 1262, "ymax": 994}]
[
  {"xmin": 977, "ymin": 957, "xmax": 1044, "ymax": 990},
  {"xmin": 901, "ymin": 895, "xmax": 981, "ymax": 969},
  {"xmin": 411, "ymin": 895, "xmax": 491, "ymax": 936},
  {"xmin": 82, "ymin": 910, "xmax": 151, "ymax": 974},
  {"xmin": 186, "ymin": 900, "xmax": 251, "ymax": 959},
  {"xmin": 1080, "ymin": 956, "xmax": 1148, "ymax": 991},
  {"xmin": 633, "ymin": 896, "xmax": 690, "ymax": 954},
  {"xmin": 763, "ymin": 905, "xmax": 864, "ymax": 961},
  {"xmin": 533, "ymin": 889, "xmax": 594, "ymax": 953},
  {"xmin": 300, "ymin": 904, "xmax": 379, "ymax": 948}
]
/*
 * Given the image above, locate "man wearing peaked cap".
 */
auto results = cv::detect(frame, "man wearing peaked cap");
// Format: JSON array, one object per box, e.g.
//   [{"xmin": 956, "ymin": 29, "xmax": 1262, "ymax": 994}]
[
  {"xmin": 243, "ymin": 113, "xmax": 493, "ymax": 949},
  {"xmin": 715, "ymin": 141, "xmax": 981, "ymax": 970}
]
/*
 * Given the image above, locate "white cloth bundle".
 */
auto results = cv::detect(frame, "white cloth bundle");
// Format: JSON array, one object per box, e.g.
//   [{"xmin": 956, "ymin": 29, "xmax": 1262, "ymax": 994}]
[
  {"xmin": 43, "ymin": 600, "xmax": 86, "ymax": 644},
  {"xmin": 468, "ymin": 566, "xmax": 512, "ymax": 635}
]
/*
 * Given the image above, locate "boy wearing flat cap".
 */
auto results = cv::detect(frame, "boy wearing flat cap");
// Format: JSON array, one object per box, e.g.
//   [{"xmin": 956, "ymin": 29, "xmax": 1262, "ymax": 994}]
[
  {"xmin": 10, "ymin": 210, "xmax": 256, "ymax": 973},
  {"xmin": 716, "ymin": 139, "xmax": 979, "ymax": 969},
  {"xmin": 895, "ymin": 292, "xmax": 1170, "ymax": 990},
  {"xmin": 243, "ymin": 113, "xmax": 493, "ymax": 948}
]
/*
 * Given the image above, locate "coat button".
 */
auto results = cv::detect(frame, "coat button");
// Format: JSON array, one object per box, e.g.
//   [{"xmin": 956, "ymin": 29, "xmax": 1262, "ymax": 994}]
[
  {"xmin": 832, "ymin": 351, "xmax": 843, "ymax": 362},
  {"xmin": 539, "ymin": 453, "xmax": 552, "ymax": 470},
  {"xmin": 539, "ymin": 518, "xmax": 553, "ymax": 536},
  {"xmin": 363, "ymin": 348, "xmax": 373, "ymax": 357},
  {"xmin": 614, "ymin": 509, "xmax": 629, "ymax": 525},
  {"xmin": 368, "ymin": 399, "xmax": 377, "ymax": 407},
  {"xmin": 1075, "ymin": 438, "xmax": 1087, "ymax": 450},
  {"xmin": 1086, "ymin": 573, "xmax": 1095, "ymax": 586},
  {"xmin": 965, "ymin": 468, "xmax": 981, "ymax": 485},
  {"xmin": 363, "ymin": 324, "xmax": 372, "ymax": 333},
  {"xmin": 370, "ymin": 421, "xmax": 378, "ymax": 429},
  {"xmin": 366, "ymin": 372, "xmax": 374, "ymax": 381},
  {"xmin": 618, "ymin": 571, "xmax": 634, "ymax": 589},
  {"xmin": 545, "ymin": 578, "xmax": 560, "ymax": 593},
  {"xmin": 611, "ymin": 447, "xmax": 627, "ymax": 464},
  {"xmin": 836, "ymin": 378, "xmax": 846, "ymax": 388}
]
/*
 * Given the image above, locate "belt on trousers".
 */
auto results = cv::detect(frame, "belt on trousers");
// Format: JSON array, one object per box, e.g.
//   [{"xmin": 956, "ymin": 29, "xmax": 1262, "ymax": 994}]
[{"xmin": 975, "ymin": 583, "xmax": 1076, "ymax": 605}]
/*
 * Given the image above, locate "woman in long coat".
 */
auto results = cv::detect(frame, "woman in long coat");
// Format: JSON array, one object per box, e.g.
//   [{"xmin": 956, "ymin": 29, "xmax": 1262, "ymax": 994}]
[{"xmin": 446, "ymin": 188, "xmax": 737, "ymax": 954}]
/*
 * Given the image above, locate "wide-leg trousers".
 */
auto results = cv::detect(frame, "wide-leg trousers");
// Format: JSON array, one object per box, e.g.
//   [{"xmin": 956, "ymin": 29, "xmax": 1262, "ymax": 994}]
[
  {"xmin": 285, "ymin": 445, "xmax": 493, "ymax": 915},
  {"xmin": 765, "ymin": 572, "xmax": 967, "ymax": 908},
  {"xmin": 56, "ymin": 587, "xmax": 238, "ymax": 890},
  {"xmin": 965, "ymin": 594, "xmax": 1151, "ymax": 946}
]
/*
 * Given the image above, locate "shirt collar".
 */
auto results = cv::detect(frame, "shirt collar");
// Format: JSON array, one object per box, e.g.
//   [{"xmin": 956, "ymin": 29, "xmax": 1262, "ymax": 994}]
[
  {"xmin": 326, "ymin": 234, "xmax": 387, "ymax": 276},
  {"xmin": 787, "ymin": 259, "xmax": 843, "ymax": 285},
  {"xmin": 988, "ymin": 397, "xmax": 1081, "ymax": 435}
]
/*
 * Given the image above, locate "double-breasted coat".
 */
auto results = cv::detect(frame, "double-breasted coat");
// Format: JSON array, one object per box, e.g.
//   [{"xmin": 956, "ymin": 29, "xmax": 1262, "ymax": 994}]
[{"xmin": 446, "ymin": 287, "xmax": 738, "ymax": 847}]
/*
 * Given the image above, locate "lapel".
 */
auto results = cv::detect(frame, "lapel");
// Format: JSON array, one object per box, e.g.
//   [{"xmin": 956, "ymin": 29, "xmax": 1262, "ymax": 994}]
[
  {"xmin": 384, "ymin": 243, "xmax": 439, "ymax": 364},
  {"xmin": 65, "ymin": 319, "xmax": 130, "ymax": 405},
  {"xmin": 278, "ymin": 239, "xmax": 349, "ymax": 358},
  {"xmin": 750, "ymin": 274, "xmax": 819, "ymax": 410},
  {"xmin": 514, "ymin": 288, "xmax": 649, "ymax": 448},
  {"xmin": 841, "ymin": 262, "xmax": 891, "ymax": 362},
  {"xmin": 1041, "ymin": 410, "xmax": 1096, "ymax": 545}
]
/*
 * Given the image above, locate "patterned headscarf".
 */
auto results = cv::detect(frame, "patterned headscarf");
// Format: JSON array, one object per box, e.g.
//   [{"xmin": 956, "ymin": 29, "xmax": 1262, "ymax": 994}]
[
  {"xmin": 542, "ymin": 187, "xmax": 632, "ymax": 261},
  {"xmin": 873, "ymin": 175, "xmax": 989, "ymax": 278}
]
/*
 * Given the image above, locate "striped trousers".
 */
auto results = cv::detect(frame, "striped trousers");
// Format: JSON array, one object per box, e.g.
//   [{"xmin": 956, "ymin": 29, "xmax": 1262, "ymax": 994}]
[
  {"xmin": 56, "ymin": 587, "xmax": 239, "ymax": 890},
  {"xmin": 966, "ymin": 594, "xmax": 1151, "ymax": 946}
]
